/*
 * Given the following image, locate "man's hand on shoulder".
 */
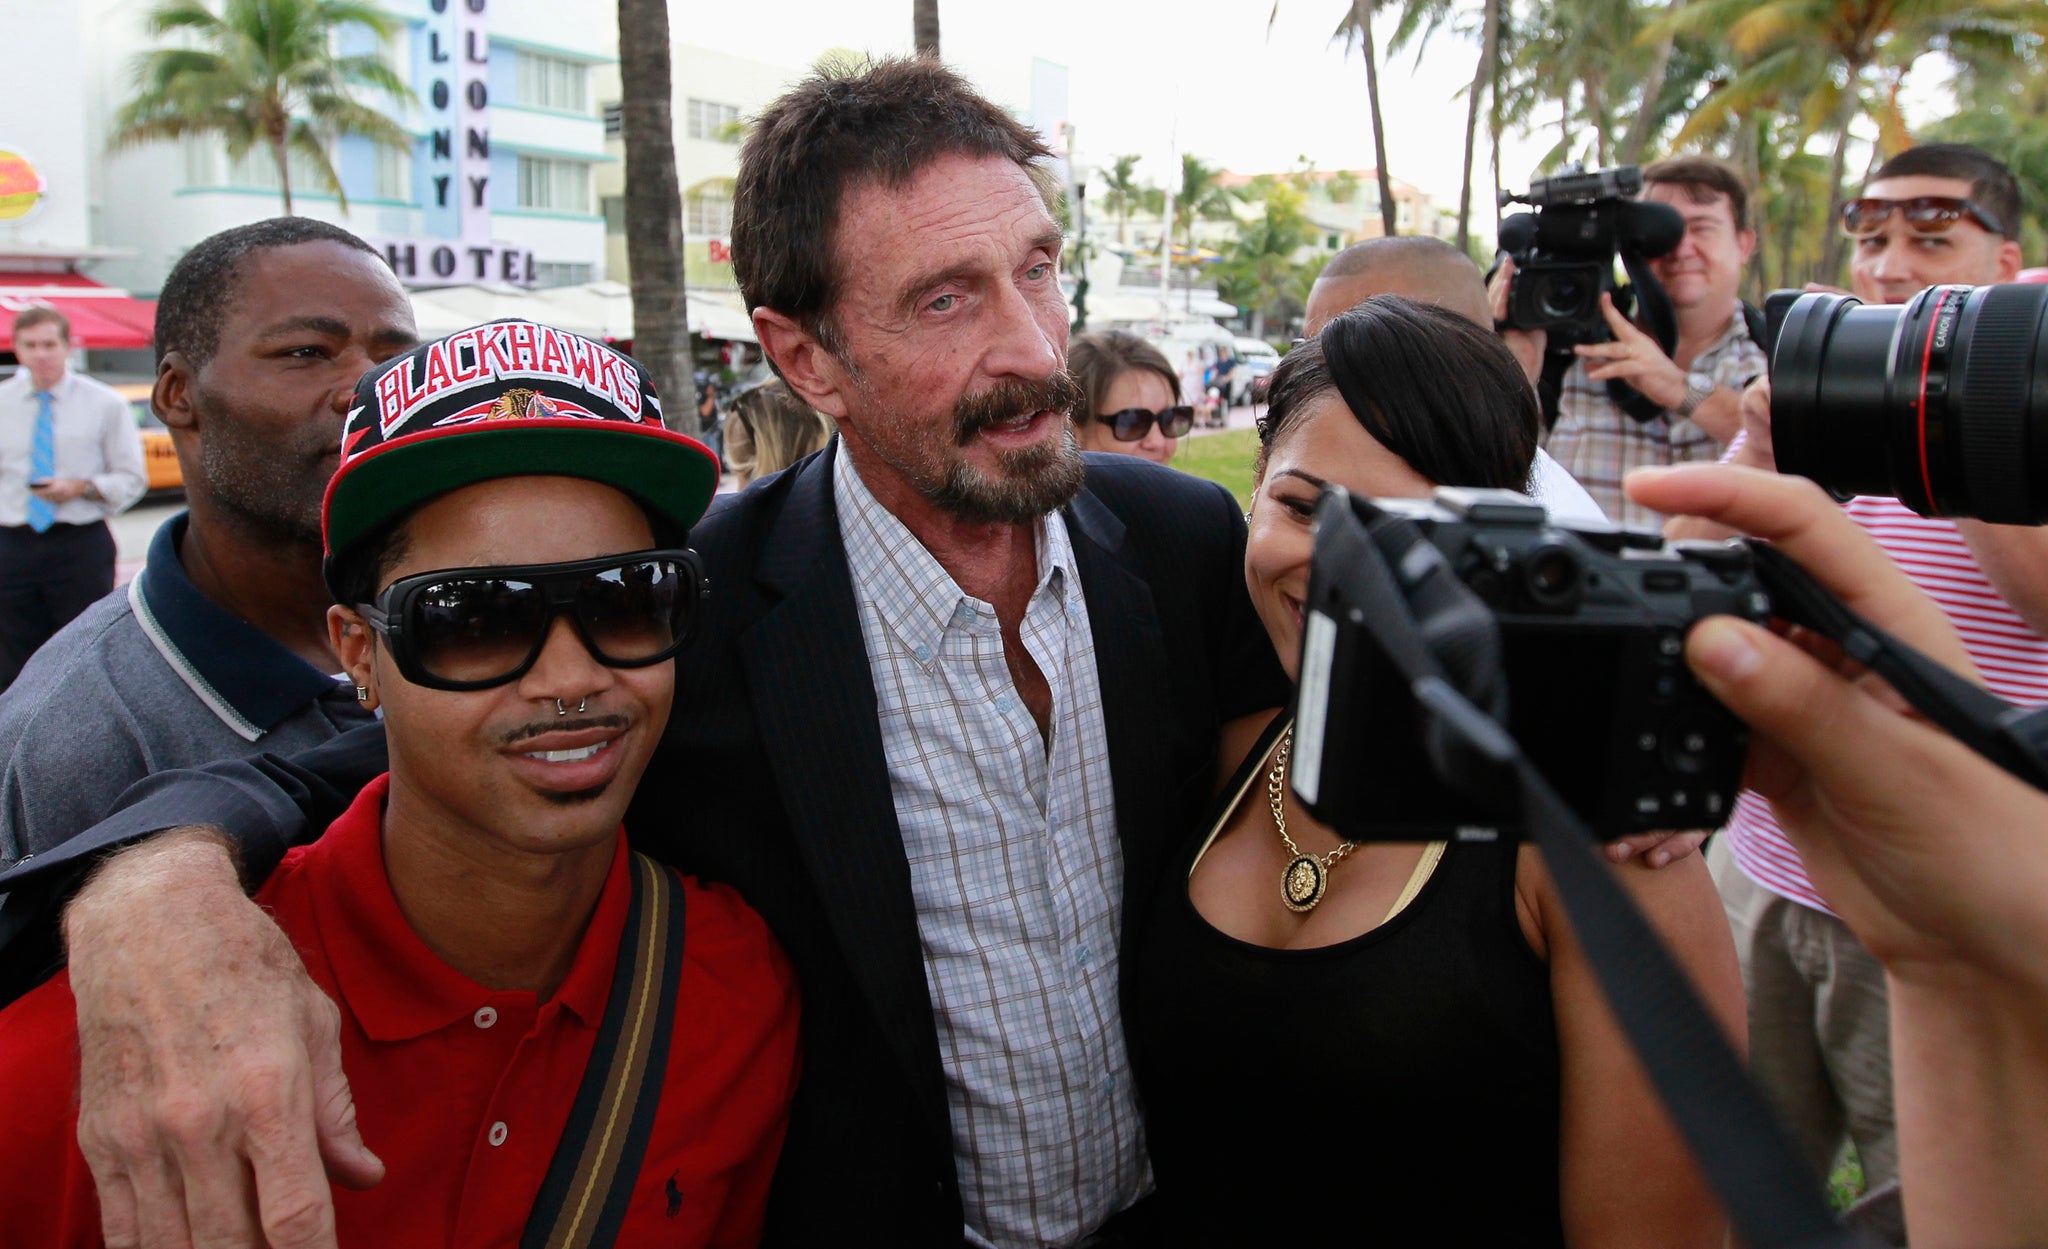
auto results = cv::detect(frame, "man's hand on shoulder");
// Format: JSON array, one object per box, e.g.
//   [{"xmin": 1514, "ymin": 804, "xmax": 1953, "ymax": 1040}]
[
  {"xmin": 1573, "ymin": 293, "xmax": 1690, "ymax": 412},
  {"xmin": 65, "ymin": 829, "xmax": 380, "ymax": 1249}
]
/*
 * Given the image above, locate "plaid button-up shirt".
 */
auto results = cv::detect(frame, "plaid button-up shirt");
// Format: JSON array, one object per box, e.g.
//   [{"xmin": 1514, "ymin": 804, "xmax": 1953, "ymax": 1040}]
[
  {"xmin": 1543, "ymin": 309, "xmax": 1766, "ymax": 529},
  {"xmin": 833, "ymin": 450, "xmax": 1150, "ymax": 1248}
]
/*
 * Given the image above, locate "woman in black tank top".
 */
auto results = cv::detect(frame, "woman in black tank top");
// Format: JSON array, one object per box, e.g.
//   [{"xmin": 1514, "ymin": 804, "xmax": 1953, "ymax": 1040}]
[{"xmin": 1128, "ymin": 299, "xmax": 1744, "ymax": 1246}]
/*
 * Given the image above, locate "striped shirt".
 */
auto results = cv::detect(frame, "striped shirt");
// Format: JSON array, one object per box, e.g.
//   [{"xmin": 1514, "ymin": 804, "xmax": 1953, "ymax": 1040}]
[
  {"xmin": 1724, "ymin": 495, "xmax": 2048, "ymax": 913},
  {"xmin": 1544, "ymin": 309, "xmax": 1766, "ymax": 530},
  {"xmin": 833, "ymin": 450, "xmax": 1149, "ymax": 1248}
]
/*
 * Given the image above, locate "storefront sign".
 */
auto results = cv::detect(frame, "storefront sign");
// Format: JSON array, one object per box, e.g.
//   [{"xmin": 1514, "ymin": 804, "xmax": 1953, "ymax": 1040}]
[{"xmin": 376, "ymin": 0, "xmax": 534, "ymax": 287}]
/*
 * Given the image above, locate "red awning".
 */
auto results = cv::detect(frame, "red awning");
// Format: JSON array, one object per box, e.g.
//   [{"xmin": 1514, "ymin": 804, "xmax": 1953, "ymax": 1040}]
[{"xmin": 0, "ymin": 271, "xmax": 156, "ymax": 351}]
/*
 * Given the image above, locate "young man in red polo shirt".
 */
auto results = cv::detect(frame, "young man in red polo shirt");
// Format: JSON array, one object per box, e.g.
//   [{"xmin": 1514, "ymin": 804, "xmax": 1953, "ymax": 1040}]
[{"xmin": 0, "ymin": 321, "xmax": 801, "ymax": 1248}]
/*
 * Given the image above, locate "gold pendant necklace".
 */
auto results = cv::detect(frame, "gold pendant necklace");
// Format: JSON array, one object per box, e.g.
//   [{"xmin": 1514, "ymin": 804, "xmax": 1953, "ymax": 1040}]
[{"xmin": 1269, "ymin": 729, "xmax": 1356, "ymax": 913}]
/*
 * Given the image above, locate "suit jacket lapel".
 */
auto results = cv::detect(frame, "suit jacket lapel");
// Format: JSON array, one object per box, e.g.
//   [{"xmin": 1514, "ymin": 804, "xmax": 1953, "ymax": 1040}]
[
  {"xmin": 1063, "ymin": 488, "xmax": 1177, "ymax": 945},
  {"xmin": 738, "ymin": 445, "xmax": 950, "ymax": 1139}
]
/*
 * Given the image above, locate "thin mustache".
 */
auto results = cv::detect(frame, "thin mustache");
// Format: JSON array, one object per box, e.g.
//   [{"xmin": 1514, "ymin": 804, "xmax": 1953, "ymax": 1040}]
[{"xmin": 501, "ymin": 713, "xmax": 629, "ymax": 748}]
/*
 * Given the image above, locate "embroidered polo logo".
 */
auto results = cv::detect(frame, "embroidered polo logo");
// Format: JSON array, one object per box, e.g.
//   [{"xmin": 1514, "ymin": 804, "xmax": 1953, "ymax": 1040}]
[{"xmin": 664, "ymin": 1172, "xmax": 683, "ymax": 1218}]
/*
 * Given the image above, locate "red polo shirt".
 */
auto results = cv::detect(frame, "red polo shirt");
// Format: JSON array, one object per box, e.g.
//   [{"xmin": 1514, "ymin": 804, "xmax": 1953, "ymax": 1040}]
[{"xmin": 0, "ymin": 775, "xmax": 800, "ymax": 1248}]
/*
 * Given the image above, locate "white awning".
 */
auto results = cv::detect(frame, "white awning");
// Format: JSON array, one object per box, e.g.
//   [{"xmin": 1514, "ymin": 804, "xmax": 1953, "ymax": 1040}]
[{"xmin": 407, "ymin": 281, "xmax": 760, "ymax": 345}]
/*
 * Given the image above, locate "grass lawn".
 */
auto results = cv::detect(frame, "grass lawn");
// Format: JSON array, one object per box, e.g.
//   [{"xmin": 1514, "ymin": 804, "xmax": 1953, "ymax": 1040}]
[{"xmin": 1174, "ymin": 427, "xmax": 1261, "ymax": 511}]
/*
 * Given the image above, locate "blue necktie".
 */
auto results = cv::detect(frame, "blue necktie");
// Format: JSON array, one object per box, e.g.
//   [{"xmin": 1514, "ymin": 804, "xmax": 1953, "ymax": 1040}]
[{"xmin": 26, "ymin": 390, "xmax": 54, "ymax": 533}]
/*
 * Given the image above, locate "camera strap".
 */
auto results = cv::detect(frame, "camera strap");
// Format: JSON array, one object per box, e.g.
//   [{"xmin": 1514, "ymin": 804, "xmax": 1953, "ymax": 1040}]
[
  {"xmin": 1749, "ymin": 542, "xmax": 2048, "ymax": 790},
  {"xmin": 1611, "ymin": 246, "xmax": 1682, "ymax": 425},
  {"xmin": 1351, "ymin": 509, "xmax": 1875, "ymax": 1249}
]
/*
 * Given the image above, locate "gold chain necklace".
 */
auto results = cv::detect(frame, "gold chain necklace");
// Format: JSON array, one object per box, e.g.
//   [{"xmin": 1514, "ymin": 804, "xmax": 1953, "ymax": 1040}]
[{"xmin": 1269, "ymin": 729, "xmax": 1357, "ymax": 913}]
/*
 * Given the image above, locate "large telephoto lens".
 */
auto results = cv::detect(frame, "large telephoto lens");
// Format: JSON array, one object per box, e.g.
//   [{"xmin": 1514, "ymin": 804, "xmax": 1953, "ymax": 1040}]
[{"xmin": 1772, "ymin": 284, "xmax": 2048, "ymax": 524}]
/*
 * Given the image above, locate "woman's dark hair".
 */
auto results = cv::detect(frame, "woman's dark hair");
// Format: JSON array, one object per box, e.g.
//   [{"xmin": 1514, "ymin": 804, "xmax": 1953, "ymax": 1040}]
[
  {"xmin": 1066, "ymin": 330, "xmax": 1181, "ymax": 425},
  {"xmin": 1256, "ymin": 295, "xmax": 1538, "ymax": 491}
]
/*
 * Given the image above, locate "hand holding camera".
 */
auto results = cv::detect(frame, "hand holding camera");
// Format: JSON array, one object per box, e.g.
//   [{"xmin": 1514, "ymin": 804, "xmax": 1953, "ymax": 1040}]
[
  {"xmin": 1571, "ymin": 292, "xmax": 1692, "ymax": 412},
  {"xmin": 1630, "ymin": 464, "xmax": 2048, "ymax": 979}
]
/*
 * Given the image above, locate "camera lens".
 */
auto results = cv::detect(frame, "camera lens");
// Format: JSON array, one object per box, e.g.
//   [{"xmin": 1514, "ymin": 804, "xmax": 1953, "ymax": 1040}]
[
  {"xmin": 1771, "ymin": 284, "xmax": 2048, "ymax": 524},
  {"xmin": 1538, "ymin": 274, "xmax": 1586, "ymax": 322},
  {"xmin": 1521, "ymin": 542, "xmax": 1582, "ymax": 609}
]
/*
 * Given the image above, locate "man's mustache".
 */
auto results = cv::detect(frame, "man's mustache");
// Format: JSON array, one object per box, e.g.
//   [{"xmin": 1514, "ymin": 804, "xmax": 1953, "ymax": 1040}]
[{"xmin": 953, "ymin": 372, "xmax": 1086, "ymax": 446}]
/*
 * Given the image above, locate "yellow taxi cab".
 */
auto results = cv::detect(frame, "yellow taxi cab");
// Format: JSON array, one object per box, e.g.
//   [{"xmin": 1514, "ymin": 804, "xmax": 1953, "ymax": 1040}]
[{"xmin": 113, "ymin": 381, "xmax": 182, "ymax": 495}]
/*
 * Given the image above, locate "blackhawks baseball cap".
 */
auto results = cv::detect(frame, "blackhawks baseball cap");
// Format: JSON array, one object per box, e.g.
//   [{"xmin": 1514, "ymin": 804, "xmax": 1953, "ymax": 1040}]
[{"xmin": 322, "ymin": 319, "xmax": 720, "ymax": 565}]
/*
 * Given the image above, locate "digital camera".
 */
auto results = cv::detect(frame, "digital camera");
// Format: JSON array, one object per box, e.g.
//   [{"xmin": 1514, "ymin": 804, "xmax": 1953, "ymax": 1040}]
[{"xmin": 1291, "ymin": 488, "xmax": 1770, "ymax": 842}]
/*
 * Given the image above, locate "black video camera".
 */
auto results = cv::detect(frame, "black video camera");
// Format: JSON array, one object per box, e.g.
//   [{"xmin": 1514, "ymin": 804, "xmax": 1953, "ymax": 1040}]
[
  {"xmin": 1291, "ymin": 487, "xmax": 1768, "ymax": 842},
  {"xmin": 1497, "ymin": 163, "xmax": 1686, "ymax": 338},
  {"xmin": 1759, "ymin": 283, "xmax": 2048, "ymax": 525}
]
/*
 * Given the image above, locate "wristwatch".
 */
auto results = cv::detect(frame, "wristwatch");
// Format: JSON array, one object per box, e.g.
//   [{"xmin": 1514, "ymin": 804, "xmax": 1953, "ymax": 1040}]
[{"xmin": 1673, "ymin": 373, "xmax": 1716, "ymax": 419}]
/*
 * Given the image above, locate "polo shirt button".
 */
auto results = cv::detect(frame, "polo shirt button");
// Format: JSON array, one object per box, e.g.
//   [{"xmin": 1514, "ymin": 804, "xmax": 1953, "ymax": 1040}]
[
  {"xmin": 474, "ymin": 1006, "xmax": 498, "ymax": 1029},
  {"xmin": 488, "ymin": 1121, "xmax": 508, "ymax": 1147}
]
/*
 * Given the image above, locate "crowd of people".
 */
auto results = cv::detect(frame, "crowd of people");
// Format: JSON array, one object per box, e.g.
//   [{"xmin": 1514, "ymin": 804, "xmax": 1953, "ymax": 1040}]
[{"xmin": 0, "ymin": 53, "xmax": 2044, "ymax": 1249}]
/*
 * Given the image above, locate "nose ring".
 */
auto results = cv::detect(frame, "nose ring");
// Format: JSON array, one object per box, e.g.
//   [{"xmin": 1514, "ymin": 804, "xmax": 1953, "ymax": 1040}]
[{"xmin": 554, "ymin": 697, "xmax": 587, "ymax": 717}]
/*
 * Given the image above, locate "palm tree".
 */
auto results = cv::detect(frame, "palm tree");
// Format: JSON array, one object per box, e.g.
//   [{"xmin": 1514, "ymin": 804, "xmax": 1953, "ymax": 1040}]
[
  {"xmin": 1174, "ymin": 154, "xmax": 1241, "ymax": 310},
  {"xmin": 1619, "ymin": 0, "xmax": 1687, "ymax": 163},
  {"xmin": 1338, "ymin": 0, "xmax": 1399, "ymax": 237},
  {"xmin": 914, "ymin": 0, "xmax": 940, "ymax": 58},
  {"xmin": 110, "ymin": 0, "xmax": 410, "ymax": 216},
  {"xmin": 1383, "ymin": 0, "xmax": 1498, "ymax": 253},
  {"xmin": 1216, "ymin": 178, "xmax": 1320, "ymax": 339},
  {"xmin": 1099, "ymin": 154, "xmax": 1161, "ymax": 248},
  {"xmin": 1660, "ymin": 0, "xmax": 2048, "ymax": 278},
  {"xmin": 617, "ymin": 0, "xmax": 699, "ymax": 432}
]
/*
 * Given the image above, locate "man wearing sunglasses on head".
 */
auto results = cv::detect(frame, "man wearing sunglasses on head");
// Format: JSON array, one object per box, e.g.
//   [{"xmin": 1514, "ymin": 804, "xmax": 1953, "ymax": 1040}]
[
  {"xmin": 0, "ymin": 322, "xmax": 801, "ymax": 1247},
  {"xmin": 1687, "ymin": 143, "xmax": 2043, "ymax": 1230}
]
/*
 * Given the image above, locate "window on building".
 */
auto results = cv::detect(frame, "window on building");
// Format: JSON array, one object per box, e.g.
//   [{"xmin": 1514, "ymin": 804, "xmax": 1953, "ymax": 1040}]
[
  {"xmin": 532, "ymin": 261, "xmax": 595, "ymax": 288},
  {"xmin": 517, "ymin": 156, "xmax": 592, "ymax": 213},
  {"xmin": 516, "ymin": 50, "xmax": 590, "ymax": 113},
  {"xmin": 375, "ymin": 144, "xmax": 411, "ymax": 201},
  {"xmin": 601, "ymin": 196, "xmax": 626, "ymax": 234},
  {"xmin": 602, "ymin": 102, "xmax": 623, "ymax": 137},
  {"xmin": 686, "ymin": 185, "xmax": 733, "ymax": 237},
  {"xmin": 686, "ymin": 99, "xmax": 741, "ymax": 143}
]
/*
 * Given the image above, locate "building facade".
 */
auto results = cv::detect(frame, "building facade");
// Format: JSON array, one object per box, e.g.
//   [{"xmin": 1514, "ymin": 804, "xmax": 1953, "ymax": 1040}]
[
  {"xmin": 593, "ymin": 44, "xmax": 805, "ymax": 296},
  {"xmin": 80, "ymin": 0, "xmax": 615, "ymax": 295}
]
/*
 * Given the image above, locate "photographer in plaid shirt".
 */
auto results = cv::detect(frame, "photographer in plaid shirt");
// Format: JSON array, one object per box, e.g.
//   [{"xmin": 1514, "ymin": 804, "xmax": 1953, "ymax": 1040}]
[{"xmin": 1491, "ymin": 157, "xmax": 1768, "ymax": 529}]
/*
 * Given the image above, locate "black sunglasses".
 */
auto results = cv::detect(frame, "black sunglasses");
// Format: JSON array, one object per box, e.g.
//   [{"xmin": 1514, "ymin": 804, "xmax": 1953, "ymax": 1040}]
[
  {"xmin": 357, "ymin": 550, "xmax": 707, "ymax": 691},
  {"xmin": 1841, "ymin": 195, "xmax": 2006, "ymax": 239},
  {"xmin": 1100, "ymin": 404, "xmax": 1195, "ymax": 442}
]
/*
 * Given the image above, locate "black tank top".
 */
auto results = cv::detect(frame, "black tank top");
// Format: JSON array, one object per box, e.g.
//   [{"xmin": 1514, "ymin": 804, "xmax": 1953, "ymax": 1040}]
[{"xmin": 1131, "ymin": 720, "xmax": 1565, "ymax": 1246}]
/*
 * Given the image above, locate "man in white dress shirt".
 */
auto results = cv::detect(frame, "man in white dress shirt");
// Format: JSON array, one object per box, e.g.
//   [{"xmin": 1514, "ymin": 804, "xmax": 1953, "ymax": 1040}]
[{"xmin": 0, "ymin": 307, "xmax": 145, "ymax": 689}]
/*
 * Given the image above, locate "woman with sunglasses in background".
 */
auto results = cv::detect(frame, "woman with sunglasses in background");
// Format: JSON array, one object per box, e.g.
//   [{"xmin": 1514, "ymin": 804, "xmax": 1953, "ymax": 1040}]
[
  {"xmin": 0, "ymin": 323, "xmax": 802, "ymax": 1248},
  {"xmin": 1129, "ymin": 297, "xmax": 1743, "ymax": 1248},
  {"xmin": 1067, "ymin": 330, "xmax": 1195, "ymax": 466}
]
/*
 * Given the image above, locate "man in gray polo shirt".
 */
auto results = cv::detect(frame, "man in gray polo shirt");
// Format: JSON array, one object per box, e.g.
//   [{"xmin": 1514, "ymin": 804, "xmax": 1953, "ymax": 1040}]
[{"xmin": 0, "ymin": 219, "xmax": 418, "ymax": 863}]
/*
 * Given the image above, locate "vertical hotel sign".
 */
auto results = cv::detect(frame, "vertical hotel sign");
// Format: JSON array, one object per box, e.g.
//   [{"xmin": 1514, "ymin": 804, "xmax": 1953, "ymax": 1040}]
[{"xmin": 380, "ymin": 0, "xmax": 536, "ymax": 286}]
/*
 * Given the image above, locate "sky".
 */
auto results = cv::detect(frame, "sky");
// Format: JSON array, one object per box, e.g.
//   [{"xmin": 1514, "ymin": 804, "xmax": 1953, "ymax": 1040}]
[
  {"xmin": 671, "ymin": 0, "xmax": 1960, "ymax": 233},
  {"xmin": 673, "ymin": 0, "xmax": 1559, "ymax": 221}
]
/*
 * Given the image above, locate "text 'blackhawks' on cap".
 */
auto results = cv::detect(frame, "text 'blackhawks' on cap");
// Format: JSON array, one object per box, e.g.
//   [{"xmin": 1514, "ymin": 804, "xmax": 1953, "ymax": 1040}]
[{"xmin": 322, "ymin": 318, "xmax": 720, "ymax": 561}]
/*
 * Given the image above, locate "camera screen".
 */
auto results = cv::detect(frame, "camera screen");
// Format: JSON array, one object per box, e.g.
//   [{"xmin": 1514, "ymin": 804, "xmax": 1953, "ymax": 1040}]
[
  {"xmin": 1499, "ymin": 625, "xmax": 1628, "ymax": 819},
  {"xmin": 1330, "ymin": 621, "xmax": 1626, "ymax": 838}
]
